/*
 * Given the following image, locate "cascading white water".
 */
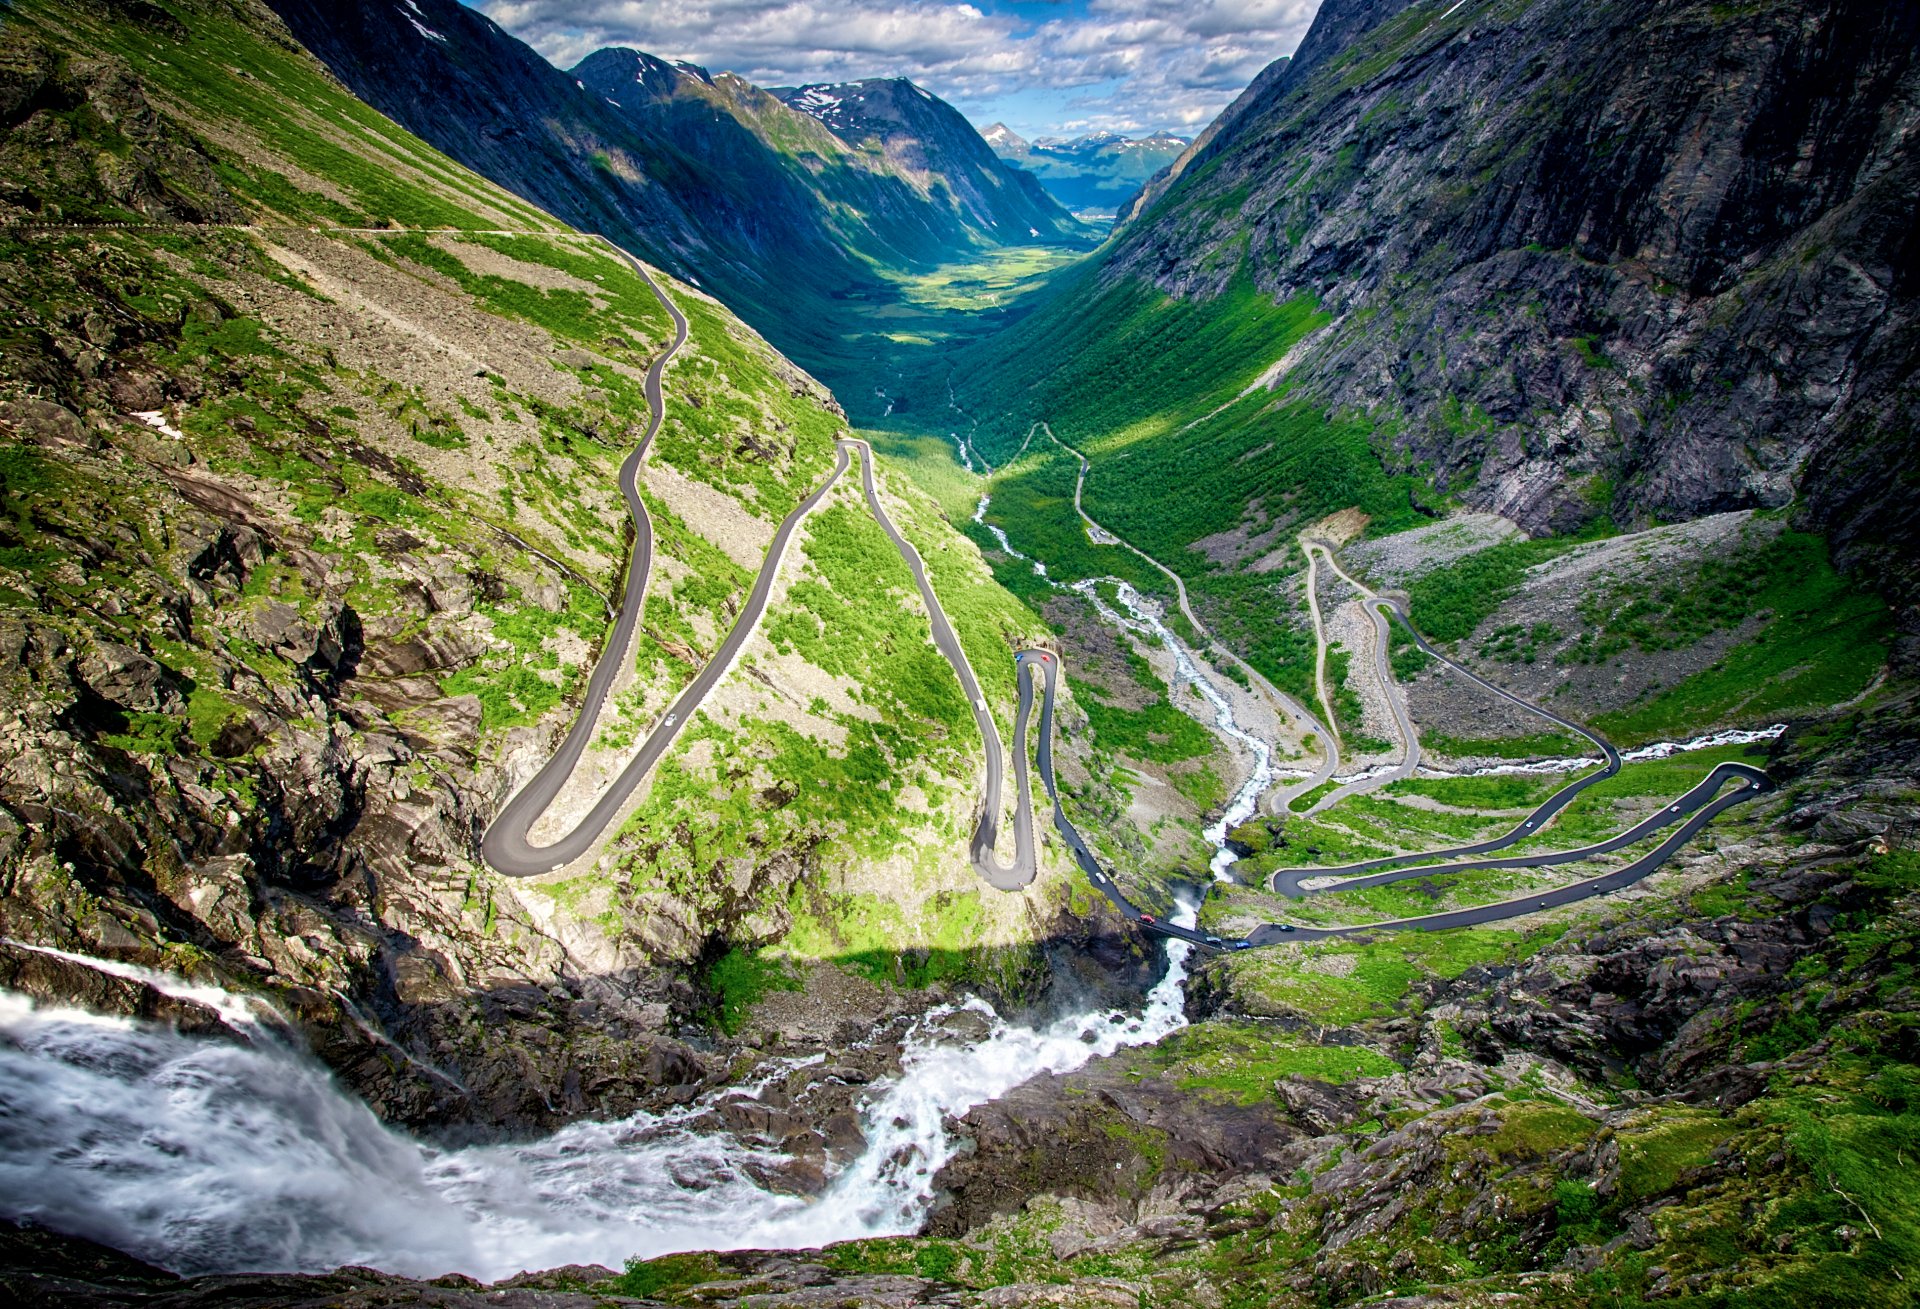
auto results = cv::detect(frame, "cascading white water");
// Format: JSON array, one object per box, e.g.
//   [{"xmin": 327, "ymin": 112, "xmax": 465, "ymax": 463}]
[
  {"xmin": 973, "ymin": 493, "xmax": 1282, "ymax": 876},
  {"xmin": 1263, "ymin": 725, "xmax": 1788, "ymax": 786},
  {"xmin": 1074, "ymin": 580, "xmax": 1276, "ymax": 878},
  {"xmin": 0, "ymin": 910, "xmax": 1195, "ymax": 1284},
  {"xmin": 1, "ymin": 937, "xmax": 286, "ymax": 1037},
  {"xmin": 1430, "ymin": 724, "xmax": 1788, "ymax": 779},
  {"xmin": 974, "ymin": 492, "xmax": 1048, "ymax": 578}
]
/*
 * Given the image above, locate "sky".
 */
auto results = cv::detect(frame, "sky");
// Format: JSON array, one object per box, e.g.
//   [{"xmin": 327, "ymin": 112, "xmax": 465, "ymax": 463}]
[{"xmin": 474, "ymin": 0, "xmax": 1324, "ymax": 141}]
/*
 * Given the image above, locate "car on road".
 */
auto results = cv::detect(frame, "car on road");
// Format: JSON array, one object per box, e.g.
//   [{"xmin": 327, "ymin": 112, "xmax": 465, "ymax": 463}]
[
  {"xmin": 1204, "ymin": 935, "xmax": 1224, "ymax": 947},
  {"xmin": 1276, "ymin": 923, "xmax": 1296, "ymax": 933},
  {"xmin": 1139, "ymin": 913, "xmax": 1156, "ymax": 925}
]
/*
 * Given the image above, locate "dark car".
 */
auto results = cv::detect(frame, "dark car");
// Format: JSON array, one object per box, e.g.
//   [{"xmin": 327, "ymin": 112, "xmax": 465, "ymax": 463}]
[{"xmin": 1277, "ymin": 923, "xmax": 1296, "ymax": 933}]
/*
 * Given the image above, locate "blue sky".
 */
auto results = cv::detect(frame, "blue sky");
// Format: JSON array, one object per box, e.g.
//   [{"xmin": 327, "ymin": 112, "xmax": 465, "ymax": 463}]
[{"xmin": 475, "ymin": 0, "xmax": 1323, "ymax": 140}]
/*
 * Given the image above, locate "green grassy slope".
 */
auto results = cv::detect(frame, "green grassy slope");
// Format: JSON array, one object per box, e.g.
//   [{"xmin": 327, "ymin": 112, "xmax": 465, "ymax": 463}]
[{"xmin": 0, "ymin": 0, "xmax": 1082, "ymax": 1025}]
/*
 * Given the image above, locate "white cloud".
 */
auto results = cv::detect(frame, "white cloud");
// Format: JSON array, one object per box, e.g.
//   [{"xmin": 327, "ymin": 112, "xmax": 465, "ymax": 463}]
[{"xmin": 478, "ymin": 0, "xmax": 1324, "ymax": 137}]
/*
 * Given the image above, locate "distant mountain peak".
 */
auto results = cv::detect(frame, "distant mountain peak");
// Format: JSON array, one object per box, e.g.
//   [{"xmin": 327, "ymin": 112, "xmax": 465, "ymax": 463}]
[
  {"xmin": 771, "ymin": 78, "xmax": 1082, "ymax": 239},
  {"xmin": 982, "ymin": 122, "xmax": 1028, "ymax": 156},
  {"xmin": 996, "ymin": 128, "xmax": 1192, "ymax": 221}
]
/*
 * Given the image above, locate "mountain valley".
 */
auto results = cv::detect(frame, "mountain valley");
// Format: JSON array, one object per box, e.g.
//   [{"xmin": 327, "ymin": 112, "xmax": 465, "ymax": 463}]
[
  {"xmin": 1, "ymin": 0, "xmax": 1918, "ymax": 1306},
  {"xmin": 983, "ymin": 127, "xmax": 1190, "ymax": 221}
]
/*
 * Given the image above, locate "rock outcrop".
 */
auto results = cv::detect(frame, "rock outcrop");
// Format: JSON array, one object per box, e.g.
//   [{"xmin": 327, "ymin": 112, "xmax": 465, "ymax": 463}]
[{"xmin": 1028, "ymin": 0, "xmax": 1920, "ymax": 633}]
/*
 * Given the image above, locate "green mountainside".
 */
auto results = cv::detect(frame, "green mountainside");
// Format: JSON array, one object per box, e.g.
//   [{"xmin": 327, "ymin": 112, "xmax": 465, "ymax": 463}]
[
  {"xmin": 0, "ymin": 0, "xmax": 1131, "ymax": 1131},
  {"xmin": 3, "ymin": 0, "xmax": 1920, "ymax": 1305},
  {"xmin": 260, "ymin": 0, "xmax": 1094, "ymax": 402},
  {"xmin": 912, "ymin": 0, "xmax": 1912, "ymax": 754}
]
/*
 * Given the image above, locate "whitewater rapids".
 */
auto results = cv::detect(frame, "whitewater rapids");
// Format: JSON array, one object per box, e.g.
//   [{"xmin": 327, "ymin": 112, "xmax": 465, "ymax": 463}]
[
  {"xmin": 0, "ymin": 910, "xmax": 1195, "ymax": 1283},
  {"xmin": 1072, "ymin": 579, "xmax": 1275, "ymax": 879}
]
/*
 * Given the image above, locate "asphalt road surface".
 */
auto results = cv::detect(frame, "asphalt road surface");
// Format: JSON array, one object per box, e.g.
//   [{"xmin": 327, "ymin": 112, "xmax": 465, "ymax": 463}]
[
  {"xmin": 1035, "ymin": 423, "xmax": 1336, "ymax": 814},
  {"xmin": 1023, "ymin": 650, "xmax": 1224, "ymax": 949},
  {"xmin": 1274, "ymin": 760, "xmax": 1771, "ymax": 899},
  {"xmin": 482, "ymin": 248, "xmax": 855, "ymax": 877},
  {"xmin": 1016, "ymin": 613, "xmax": 1772, "ymax": 952},
  {"xmin": 482, "ymin": 242, "xmax": 691, "ymax": 876},
  {"xmin": 476, "ymin": 244, "xmax": 1773, "ymax": 943},
  {"xmin": 1240, "ymin": 598, "xmax": 1772, "ymax": 942},
  {"xmin": 1299, "ymin": 542, "xmax": 1423, "ymax": 813},
  {"xmin": 851, "ymin": 440, "xmax": 1038, "ymax": 889},
  {"xmin": 1268, "ymin": 598, "xmax": 1625, "ymax": 893},
  {"xmin": 1245, "ymin": 764, "xmax": 1773, "ymax": 944}
]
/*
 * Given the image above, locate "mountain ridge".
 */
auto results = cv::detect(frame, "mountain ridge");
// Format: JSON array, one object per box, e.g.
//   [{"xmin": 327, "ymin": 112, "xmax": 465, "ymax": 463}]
[
  {"xmin": 259, "ymin": 0, "xmax": 1087, "ymax": 390},
  {"xmin": 989, "ymin": 127, "xmax": 1192, "ymax": 217},
  {"xmin": 964, "ymin": 0, "xmax": 1918, "ymax": 627},
  {"xmin": 770, "ymin": 77, "xmax": 1080, "ymax": 241}
]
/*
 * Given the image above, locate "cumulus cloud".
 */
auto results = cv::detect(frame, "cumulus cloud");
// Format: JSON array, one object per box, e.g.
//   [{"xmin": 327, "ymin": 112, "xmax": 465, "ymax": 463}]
[{"xmin": 477, "ymin": 0, "xmax": 1323, "ymax": 137}]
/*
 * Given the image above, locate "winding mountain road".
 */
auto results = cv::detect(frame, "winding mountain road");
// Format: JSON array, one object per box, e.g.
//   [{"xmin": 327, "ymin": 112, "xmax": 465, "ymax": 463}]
[
  {"xmin": 1232, "ymin": 590, "xmax": 1772, "ymax": 939},
  {"xmin": 483, "ymin": 241, "xmax": 698, "ymax": 877},
  {"xmin": 479, "ymin": 247, "xmax": 1040, "ymax": 885},
  {"xmin": 958, "ymin": 429, "xmax": 1771, "ymax": 948},
  {"xmin": 1019, "ymin": 643, "xmax": 1771, "ymax": 951},
  {"xmin": 48, "ymin": 224, "xmax": 1769, "ymax": 950},
  {"xmin": 852, "ymin": 441, "xmax": 1039, "ymax": 889},
  {"xmin": 1032, "ymin": 423, "xmax": 1337, "ymax": 810},
  {"xmin": 1243, "ymin": 763, "xmax": 1771, "ymax": 944},
  {"xmin": 1296, "ymin": 539, "xmax": 1422, "ymax": 814},
  {"xmin": 1265, "ymin": 595, "xmax": 1624, "ymax": 889},
  {"xmin": 1272, "ymin": 759, "xmax": 1770, "ymax": 900},
  {"xmin": 474, "ymin": 239, "xmax": 1771, "ymax": 948}
]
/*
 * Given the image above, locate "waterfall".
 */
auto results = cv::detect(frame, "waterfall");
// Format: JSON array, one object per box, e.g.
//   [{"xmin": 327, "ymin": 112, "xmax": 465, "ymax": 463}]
[{"xmin": 0, "ymin": 910, "xmax": 1195, "ymax": 1284}]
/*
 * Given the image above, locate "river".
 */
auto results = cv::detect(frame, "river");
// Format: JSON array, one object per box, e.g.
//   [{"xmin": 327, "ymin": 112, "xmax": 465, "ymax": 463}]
[{"xmin": 0, "ymin": 905, "xmax": 1196, "ymax": 1282}]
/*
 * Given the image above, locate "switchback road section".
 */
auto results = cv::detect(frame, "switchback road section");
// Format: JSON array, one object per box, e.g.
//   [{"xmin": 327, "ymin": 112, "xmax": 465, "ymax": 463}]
[{"xmin": 1015, "ymin": 626, "xmax": 1770, "ymax": 951}]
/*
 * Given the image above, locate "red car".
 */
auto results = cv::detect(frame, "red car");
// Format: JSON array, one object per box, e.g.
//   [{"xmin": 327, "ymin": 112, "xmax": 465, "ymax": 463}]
[{"xmin": 1139, "ymin": 913, "xmax": 1157, "ymax": 925}]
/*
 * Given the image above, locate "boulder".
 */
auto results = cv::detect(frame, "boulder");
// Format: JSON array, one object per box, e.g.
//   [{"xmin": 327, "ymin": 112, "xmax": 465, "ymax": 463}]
[
  {"xmin": 78, "ymin": 639, "xmax": 178, "ymax": 713},
  {"xmin": 2, "ymin": 397, "xmax": 95, "ymax": 450}
]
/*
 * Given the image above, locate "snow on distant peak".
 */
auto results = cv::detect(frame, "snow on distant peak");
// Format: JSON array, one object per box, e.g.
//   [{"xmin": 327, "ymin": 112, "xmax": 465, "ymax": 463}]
[{"xmin": 397, "ymin": 0, "xmax": 445, "ymax": 41}]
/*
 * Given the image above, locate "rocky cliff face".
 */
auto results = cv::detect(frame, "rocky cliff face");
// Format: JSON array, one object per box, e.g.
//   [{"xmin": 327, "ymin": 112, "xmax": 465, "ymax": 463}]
[
  {"xmin": 1070, "ymin": 0, "xmax": 1920, "ymax": 627},
  {"xmin": 20, "ymin": 693, "xmax": 1920, "ymax": 1302}
]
